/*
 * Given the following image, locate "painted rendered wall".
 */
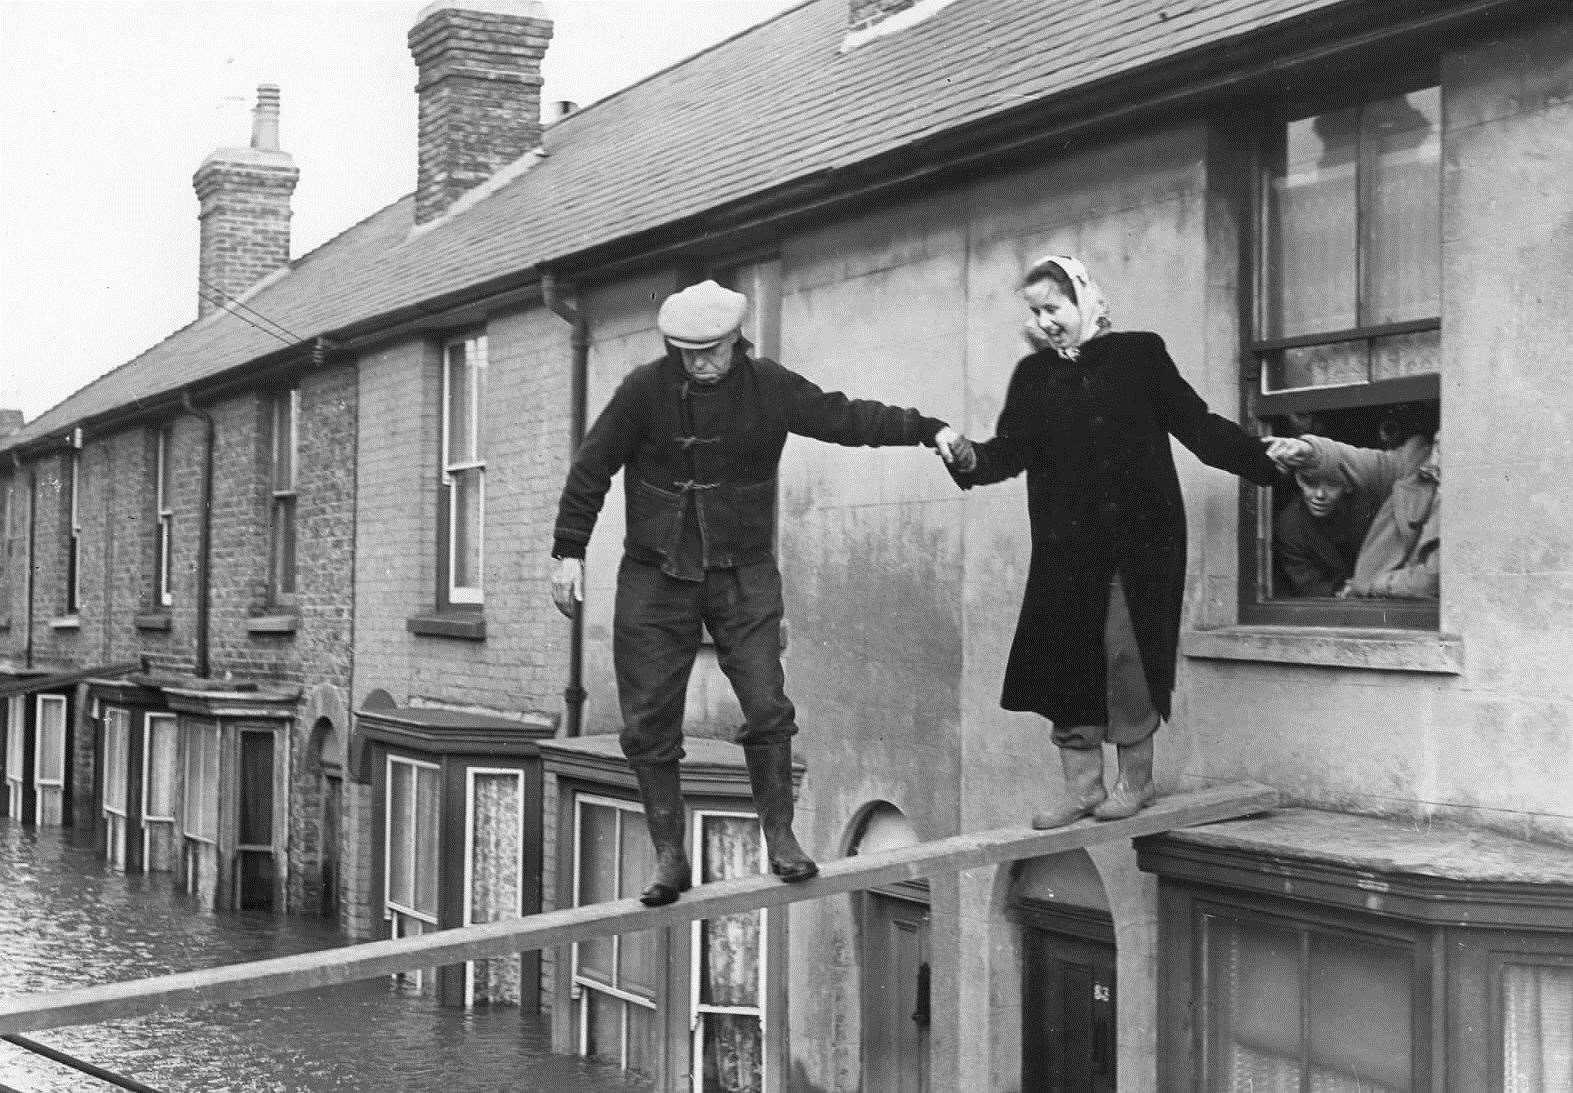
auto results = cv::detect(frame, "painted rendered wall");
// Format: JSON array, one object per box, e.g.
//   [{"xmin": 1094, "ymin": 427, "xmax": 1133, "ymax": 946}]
[{"xmin": 1178, "ymin": 21, "xmax": 1573, "ymax": 847}]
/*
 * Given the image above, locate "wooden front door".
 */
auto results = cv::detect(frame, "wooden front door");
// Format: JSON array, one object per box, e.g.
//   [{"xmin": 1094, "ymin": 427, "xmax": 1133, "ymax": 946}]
[
  {"xmin": 862, "ymin": 891, "xmax": 930, "ymax": 1093},
  {"xmin": 1022, "ymin": 926, "xmax": 1117, "ymax": 1093}
]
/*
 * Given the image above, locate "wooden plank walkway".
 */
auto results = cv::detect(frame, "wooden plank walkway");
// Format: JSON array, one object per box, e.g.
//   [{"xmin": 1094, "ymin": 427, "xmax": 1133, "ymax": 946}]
[{"xmin": 0, "ymin": 782, "xmax": 1276, "ymax": 1036}]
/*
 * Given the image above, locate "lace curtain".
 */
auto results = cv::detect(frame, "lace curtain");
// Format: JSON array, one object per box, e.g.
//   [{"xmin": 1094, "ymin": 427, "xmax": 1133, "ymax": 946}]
[
  {"xmin": 468, "ymin": 772, "xmax": 522, "ymax": 1005},
  {"xmin": 1504, "ymin": 964, "xmax": 1573, "ymax": 1092}
]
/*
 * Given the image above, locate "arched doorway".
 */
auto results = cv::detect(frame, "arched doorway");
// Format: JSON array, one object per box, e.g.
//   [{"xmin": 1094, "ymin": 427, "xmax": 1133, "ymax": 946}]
[
  {"xmin": 852, "ymin": 803, "xmax": 930, "ymax": 1093},
  {"xmin": 1013, "ymin": 851, "xmax": 1116, "ymax": 1093}
]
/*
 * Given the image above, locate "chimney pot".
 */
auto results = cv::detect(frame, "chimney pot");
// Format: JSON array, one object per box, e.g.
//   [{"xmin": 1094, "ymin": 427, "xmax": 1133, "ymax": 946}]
[
  {"xmin": 549, "ymin": 100, "xmax": 578, "ymax": 123},
  {"xmin": 193, "ymin": 84, "xmax": 298, "ymax": 319},
  {"xmin": 251, "ymin": 83, "xmax": 281, "ymax": 151}
]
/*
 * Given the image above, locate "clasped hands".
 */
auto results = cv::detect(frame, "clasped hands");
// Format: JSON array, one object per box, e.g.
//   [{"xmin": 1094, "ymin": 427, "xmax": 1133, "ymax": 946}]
[
  {"xmin": 1263, "ymin": 435, "xmax": 1315, "ymax": 475},
  {"xmin": 933, "ymin": 426, "xmax": 978, "ymax": 472}
]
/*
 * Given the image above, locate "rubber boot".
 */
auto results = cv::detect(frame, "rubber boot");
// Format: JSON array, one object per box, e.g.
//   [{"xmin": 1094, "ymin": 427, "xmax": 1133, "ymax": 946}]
[
  {"xmin": 633, "ymin": 762, "xmax": 691, "ymax": 906},
  {"xmin": 1030, "ymin": 746, "xmax": 1107, "ymax": 830},
  {"xmin": 743, "ymin": 743, "xmax": 819, "ymax": 883},
  {"xmin": 1093, "ymin": 735, "xmax": 1157, "ymax": 820}
]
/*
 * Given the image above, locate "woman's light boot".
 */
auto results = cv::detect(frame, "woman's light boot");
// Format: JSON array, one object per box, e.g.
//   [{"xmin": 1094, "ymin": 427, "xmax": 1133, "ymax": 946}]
[
  {"xmin": 744, "ymin": 743, "xmax": 819, "ymax": 882},
  {"xmin": 1031, "ymin": 746, "xmax": 1107, "ymax": 830},
  {"xmin": 1093, "ymin": 735, "xmax": 1157, "ymax": 820},
  {"xmin": 633, "ymin": 762, "xmax": 692, "ymax": 906}
]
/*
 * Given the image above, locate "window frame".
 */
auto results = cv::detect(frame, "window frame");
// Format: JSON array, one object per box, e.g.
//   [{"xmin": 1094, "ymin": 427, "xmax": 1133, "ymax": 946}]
[
  {"xmin": 461, "ymin": 765, "xmax": 526, "ymax": 1008},
  {"xmin": 571, "ymin": 791, "xmax": 660, "ymax": 1072},
  {"xmin": 268, "ymin": 388, "xmax": 300, "ymax": 603},
  {"xmin": 155, "ymin": 425, "xmax": 174, "ymax": 608},
  {"xmin": 33, "ymin": 693, "xmax": 67, "ymax": 792},
  {"xmin": 384, "ymin": 753, "xmax": 443, "ymax": 993},
  {"xmin": 687, "ymin": 806, "xmax": 769, "ymax": 1093},
  {"xmin": 66, "ymin": 436, "xmax": 82, "ymax": 616},
  {"xmin": 180, "ymin": 720, "xmax": 220, "ymax": 845},
  {"xmin": 1240, "ymin": 76, "xmax": 1443, "ymax": 631},
  {"xmin": 440, "ymin": 333, "xmax": 487, "ymax": 609},
  {"xmin": 4, "ymin": 694, "xmax": 24, "ymax": 821}
]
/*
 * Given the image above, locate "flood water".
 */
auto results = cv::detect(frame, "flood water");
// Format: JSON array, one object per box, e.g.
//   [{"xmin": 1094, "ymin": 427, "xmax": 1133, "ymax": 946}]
[{"xmin": 0, "ymin": 820, "xmax": 651, "ymax": 1092}]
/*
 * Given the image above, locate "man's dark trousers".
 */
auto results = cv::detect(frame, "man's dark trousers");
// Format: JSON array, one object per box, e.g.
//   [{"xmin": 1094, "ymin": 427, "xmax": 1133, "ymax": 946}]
[{"xmin": 613, "ymin": 556, "xmax": 796, "ymax": 765}]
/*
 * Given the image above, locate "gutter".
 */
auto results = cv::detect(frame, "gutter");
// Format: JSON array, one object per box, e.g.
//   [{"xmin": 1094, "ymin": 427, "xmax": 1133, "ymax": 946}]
[
  {"xmin": 540, "ymin": 269, "xmax": 588, "ymax": 737},
  {"xmin": 179, "ymin": 392, "xmax": 215, "ymax": 679}
]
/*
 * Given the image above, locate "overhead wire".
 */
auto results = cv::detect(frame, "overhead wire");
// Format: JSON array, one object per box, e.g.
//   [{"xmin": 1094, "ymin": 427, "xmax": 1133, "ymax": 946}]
[{"xmin": 196, "ymin": 274, "xmax": 307, "ymax": 349}]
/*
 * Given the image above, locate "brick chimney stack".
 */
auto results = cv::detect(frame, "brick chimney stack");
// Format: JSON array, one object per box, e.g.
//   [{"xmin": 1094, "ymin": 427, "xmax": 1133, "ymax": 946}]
[
  {"xmin": 193, "ymin": 84, "xmax": 300, "ymax": 319},
  {"xmin": 409, "ymin": 0, "xmax": 553, "ymax": 225}
]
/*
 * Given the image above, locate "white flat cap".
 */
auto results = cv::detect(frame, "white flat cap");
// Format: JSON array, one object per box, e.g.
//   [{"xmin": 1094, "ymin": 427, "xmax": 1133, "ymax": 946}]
[{"xmin": 658, "ymin": 280, "xmax": 748, "ymax": 348}]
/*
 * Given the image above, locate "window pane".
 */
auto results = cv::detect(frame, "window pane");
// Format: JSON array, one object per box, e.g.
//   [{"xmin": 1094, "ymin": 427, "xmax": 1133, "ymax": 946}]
[
  {"xmin": 450, "ymin": 468, "xmax": 482, "ymax": 591},
  {"xmin": 583, "ymin": 989, "xmax": 623, "ymax": 1068},
  {"xmin": 416, "ymin": 765, "xmax": 441, "ymax": 916},
  {"xmin": 272, "ymin": 496, "xmax": 296, "ymax": 595},
  {"xmin": 1207, "ymin": 917, "xmax": 1302, "ymax": 1087},
  {"xmin": 36, "ymin": 698, "xmax": 65, "ymax": 782},
  {"xmin": 701, "ymin": 1012, "xmax": 764, "ymax": 1093},
  {"xmin": 103, "ymin": 713, "xmax": 128, "ymax": 813},
  {"xmin": 388, "ymin": 763, "xmax": 413, "ymax": 908},
  {"xmin": 1267, "ymin": 108, "xmax": 1359, "ymax": 338},
  {"xmin": 1307, "ymin": 934, "xmax": 1411, "ymax": 1089},
  {"xmin": 626, "ymin": 999, "xmax": 660, "ymax": 1077},
  {"xmin": 1264, "ymin": 338, "xmax": 1368, "ymax": 392},
  {"xmin": 616, "ymin": 812, "xmax": 658, "ymax": 998},
  {"xmin": 446, "ymin": 343, "xmax": 473, "ymax": 465},
  {"xmin": 1504, "ymin": 964, "xmax": 1573, "ymax": 1093},
  {"xmin": 699, "ymin": 816, "xmax": 764, "ymax": 1007},
  {"xmin": 576, "ymin": 803, "xmax": 618, "ymax": 985},
  {"xmin": 271, "ymin": 393, "xmax": 295, "ymax": 489},
  {"xmin": 146, "ymin": 718, "xmax": 178, "ymax": 819},
  {"xmin": 1371, "ymin": 328, "xmax": 1440, "ymax": 381},
  {"xmin": 1364, "ymin": 89, "xmax": 1440, "ymax": 325}
]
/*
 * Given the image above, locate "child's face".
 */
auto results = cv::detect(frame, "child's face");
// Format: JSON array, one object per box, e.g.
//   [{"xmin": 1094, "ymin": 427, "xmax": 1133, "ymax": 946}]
[
  {"xmin": 1022, "ymin": 279, "xmax": 1083, "ymax": 352},
  {"xmin": 1295, "ymin": 473, "xmax": 1347, "ymax": 518}
]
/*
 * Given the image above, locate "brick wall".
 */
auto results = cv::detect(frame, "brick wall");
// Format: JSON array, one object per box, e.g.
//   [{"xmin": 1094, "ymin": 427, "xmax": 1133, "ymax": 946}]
[
  {"xmin": 193, "ymin": 159, "xmax": 298, "ymax": 319},
  {"xmin": 352, "ymin": 305, "xmax": 573, "ymax": 717}
]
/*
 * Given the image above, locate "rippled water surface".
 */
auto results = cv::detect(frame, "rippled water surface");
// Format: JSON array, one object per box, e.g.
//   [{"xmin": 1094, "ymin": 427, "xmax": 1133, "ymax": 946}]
[{"xmin": 0, "ymin": 821, "xmax": 651, "ymax": 1092}]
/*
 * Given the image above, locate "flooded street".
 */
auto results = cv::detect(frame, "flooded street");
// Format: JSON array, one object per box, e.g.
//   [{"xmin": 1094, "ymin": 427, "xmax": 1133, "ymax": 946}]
[{"xmin": 0, "ymin": 820, "xmax": 651, "ymax": 1092}]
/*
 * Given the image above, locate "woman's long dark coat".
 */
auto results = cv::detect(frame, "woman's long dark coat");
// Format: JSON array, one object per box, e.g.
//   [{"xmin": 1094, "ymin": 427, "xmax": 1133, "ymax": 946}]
[{"xmin": 955, "ymin": 332, "xmax": 1279, "ymax": 727}]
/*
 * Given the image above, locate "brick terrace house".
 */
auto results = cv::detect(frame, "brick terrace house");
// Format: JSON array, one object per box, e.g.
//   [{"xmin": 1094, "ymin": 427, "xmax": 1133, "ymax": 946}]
[{"xmin": 3, "ymin": 1, "xmax": 1571, "ymax": 1090}]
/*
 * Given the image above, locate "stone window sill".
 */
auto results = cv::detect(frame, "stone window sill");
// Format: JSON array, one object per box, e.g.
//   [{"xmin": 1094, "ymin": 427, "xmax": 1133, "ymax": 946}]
[
  {"xmin": 406, "ymin": 611, "xmax": 486, "ymax": 641},
  {"xmin": 134, "ymin": 612, "xmax": 172, "ymax": 632},
  {"xmin": 246, "ymin": 614, "xmax": 299, "ymax": 636},
  {"xmin": 47, "ymin": 615, "xmax": 80, "ymax": 631},
  {"xmin": 1181, "ymin": 625, "xmax": 1462, "ymax": 674}
]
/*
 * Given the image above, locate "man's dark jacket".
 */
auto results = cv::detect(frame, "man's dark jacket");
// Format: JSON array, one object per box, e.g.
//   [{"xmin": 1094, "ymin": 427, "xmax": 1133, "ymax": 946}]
[
  {"xmin": 952, "ymin": 332, "xmax": 1280, "ymax": 727},
  {"xmin": 553, "ymin": 345, "xmax": 944, "ymax": 580}
]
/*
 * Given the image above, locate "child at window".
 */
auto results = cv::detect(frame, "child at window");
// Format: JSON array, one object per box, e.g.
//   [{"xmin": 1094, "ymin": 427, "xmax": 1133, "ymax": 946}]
[
  {"xmin": 944, "ymin": 255, "xmax": 1282, "ymax": 828},
  {"xmin": 1274, "ymin": 465, "xmax": 1373, "ymax": 597},
  {"xmin": 1267, "ymin": 431, "xmax": 1439, "ymax": 600}
]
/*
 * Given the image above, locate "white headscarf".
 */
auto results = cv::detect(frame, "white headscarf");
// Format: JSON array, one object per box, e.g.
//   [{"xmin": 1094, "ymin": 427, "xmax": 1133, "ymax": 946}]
[{"xmin": 1021, "ymin": 254, "xmax": 1112, "ymax": 360}]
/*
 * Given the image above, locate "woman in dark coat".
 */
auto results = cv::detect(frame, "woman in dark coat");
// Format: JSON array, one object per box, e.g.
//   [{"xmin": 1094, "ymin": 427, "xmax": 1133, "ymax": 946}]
[{"xmin": 949, "ymin": 255, "xmax": 1280, "ymax": 827}]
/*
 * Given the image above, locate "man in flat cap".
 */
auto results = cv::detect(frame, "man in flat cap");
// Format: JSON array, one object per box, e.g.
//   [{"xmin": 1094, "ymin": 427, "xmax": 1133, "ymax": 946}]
[{"xmin": 552, "ymin": 279, "xmax": 966, "ymax": 906}]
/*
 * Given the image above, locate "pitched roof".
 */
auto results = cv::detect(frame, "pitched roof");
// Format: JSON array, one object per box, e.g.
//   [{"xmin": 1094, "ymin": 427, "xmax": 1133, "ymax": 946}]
[{"xmin": 7, "ymin": 0, "xmax": 1350, "ymax": 448}]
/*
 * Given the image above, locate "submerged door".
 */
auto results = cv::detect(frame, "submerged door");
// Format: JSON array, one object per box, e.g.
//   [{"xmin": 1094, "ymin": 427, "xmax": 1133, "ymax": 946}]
[
  {"xmin": 862, "ymin": 892, "xmax": 930, "ymax": 1093},
  {"xmin": 320, "ymin": 772, "xmax": 341, "ymax": 917},
  {"xmin": 1022, "ymin": 928, "xmax": 1117, "ymax": 1093},
  {"xmin": 235, "ymin": 729, "xmax": 276, "ymax": 909}
]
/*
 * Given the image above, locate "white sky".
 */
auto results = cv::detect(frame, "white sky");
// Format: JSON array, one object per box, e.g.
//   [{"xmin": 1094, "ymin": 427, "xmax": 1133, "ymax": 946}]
[{"xmin": 0, "ymin": 0, "xmax": 802, "ymax": 423}]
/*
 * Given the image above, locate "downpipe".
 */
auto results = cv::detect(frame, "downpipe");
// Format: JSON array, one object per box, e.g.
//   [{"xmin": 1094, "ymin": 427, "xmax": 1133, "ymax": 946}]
[
  {"xmin": 179, "ymin": 392, "xmax": 215, "ymax": 679},
  {"xmin": 541, "ymin": 270, "xmax": 588, "ymax": 736}
]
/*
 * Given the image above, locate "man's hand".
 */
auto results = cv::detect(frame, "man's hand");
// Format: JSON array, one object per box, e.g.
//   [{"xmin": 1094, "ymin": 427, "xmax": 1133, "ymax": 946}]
[
  {"xmin": 934, "ymin": 426, "xmax": 977, "ymax": 471},
  {"xmin": 1264, "ymin": 436, "xmax": 1314, "ymax": 473},
  {"xmin": 551, "ymin": 556, "xmax": 584, "ymax": 619}
]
